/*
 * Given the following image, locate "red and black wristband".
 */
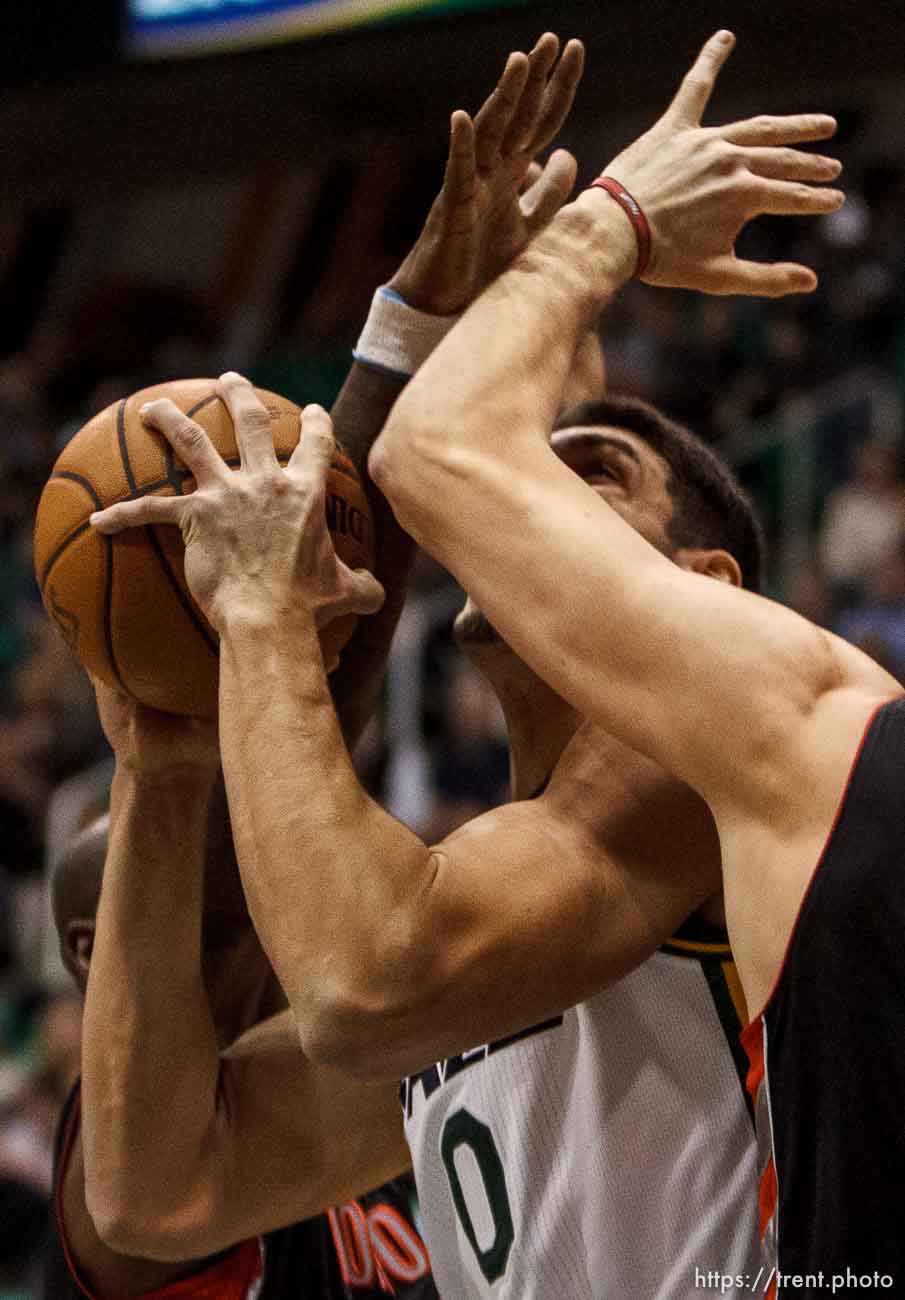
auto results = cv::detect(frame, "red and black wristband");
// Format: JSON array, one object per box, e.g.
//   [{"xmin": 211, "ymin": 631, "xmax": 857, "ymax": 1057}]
[{"xmin": 587, "ymin": 176, "xmax": 652, "ymax": 279}]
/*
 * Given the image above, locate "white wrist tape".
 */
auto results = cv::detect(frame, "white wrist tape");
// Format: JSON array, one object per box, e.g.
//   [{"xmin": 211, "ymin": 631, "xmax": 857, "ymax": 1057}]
[{"xmin": 353, "ymin": 286, "xmax": 461, "ymax": 379}]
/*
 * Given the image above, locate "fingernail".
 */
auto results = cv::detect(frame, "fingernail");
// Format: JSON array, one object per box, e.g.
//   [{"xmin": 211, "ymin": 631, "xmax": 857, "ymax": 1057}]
[
  {"xmin": 89, "ymin": 512, "xmax": 102, "ymax": 527},
  {"xmin": 138, "ymin": 403, "xmax": 152, "ymax": 417},
  {"xmin": 220, "ymin": 370, "xmax": 243, "ymax": 383},
  {"xmin": 717, "ymin": 30, "xmax": 733, "ymax": 43}
]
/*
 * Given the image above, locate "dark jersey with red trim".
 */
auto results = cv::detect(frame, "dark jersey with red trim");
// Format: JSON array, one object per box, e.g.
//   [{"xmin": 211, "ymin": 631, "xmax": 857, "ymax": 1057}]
[
  {"xmin": 44, "ymin": 1080, "xmax": 436, "ymax": 1299},
  {"xmin": 742, "ymin": 696, "xmax": 905, "ymax": 1295}
]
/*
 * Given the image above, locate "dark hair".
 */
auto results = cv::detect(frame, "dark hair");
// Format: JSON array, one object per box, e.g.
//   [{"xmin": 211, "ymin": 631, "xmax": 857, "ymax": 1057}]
[{"xmin": 556, "ymin": 393, "xmax": 765, "ymax": 593}]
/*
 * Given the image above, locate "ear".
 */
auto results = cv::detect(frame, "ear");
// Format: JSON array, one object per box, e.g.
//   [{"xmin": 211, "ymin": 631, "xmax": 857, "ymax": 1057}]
[
  {"xmin": 63, "ymin": 919, "xmax": 94, "ymax": 989},
  {"xmin": 675, "ymin": 547, "xmax": 742, "ymax": 589}
]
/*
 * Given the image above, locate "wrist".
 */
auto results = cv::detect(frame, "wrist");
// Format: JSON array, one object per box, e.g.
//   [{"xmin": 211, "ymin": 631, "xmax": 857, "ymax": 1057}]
[
  {"xmin": 217, "ymin": 599, "xmax": 317, "ymax": 644},
  {"xmin": 386, "ymin": 270, "xmax": 464, "ymax": 318},
  {"xmin": 567, "ymin": 190, "xmax": 638, "ymax": 292},
  {"xmin": 112, "ymin": 758, "xmax": 219, "ymax": 794},
  {"xmin": 353, "ymin": 286, "xmax": 461, "ymax": 379}
]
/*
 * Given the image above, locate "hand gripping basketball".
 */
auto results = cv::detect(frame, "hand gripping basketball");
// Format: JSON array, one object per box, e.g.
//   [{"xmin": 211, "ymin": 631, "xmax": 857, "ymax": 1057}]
[{"xmin": 90, "ymin": 375, "xmax": 385, "ymax": 642}]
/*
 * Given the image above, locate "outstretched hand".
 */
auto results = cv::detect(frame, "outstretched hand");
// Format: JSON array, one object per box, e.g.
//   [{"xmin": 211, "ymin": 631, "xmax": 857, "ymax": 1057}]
[
  {"xmin": 389, "ymin": 32, "xmax": 584, "ymax": 315},
  {"xmin": 89, "ymin": 375, "xmax": 385, "ymax": 649},
  {"xmin": 599, "ymin": 30, "xmax": 844, "ymax": 297}
]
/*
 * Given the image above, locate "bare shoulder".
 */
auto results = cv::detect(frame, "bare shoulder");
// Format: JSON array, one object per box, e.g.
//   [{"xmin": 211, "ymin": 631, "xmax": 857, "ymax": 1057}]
[{"xmin": 752, "ymin": 626, "xmax": 900, "ymax": 825}]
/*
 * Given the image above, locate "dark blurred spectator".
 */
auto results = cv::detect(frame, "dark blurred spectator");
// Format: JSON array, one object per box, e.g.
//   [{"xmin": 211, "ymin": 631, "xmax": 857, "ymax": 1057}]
[
  {"xmin": 0, "ymin": 1175, "xmax": 48, "ymax": 1298},
  {"xmin": 818, "ymin": 437, "xmax": 905, "ymax": 606},
  {"xmin": 835, "ymin": 538, "xmax": 905, "ymax": 683},
  {"xmin": 785, "ymin": 560, "xmax": 834, "ymax": 629},
  {"xmin": 426, "ymin": 661, "xmax": 508, "ymax": 842},
  {"xmin": 0, "ymin": 982, "xmax": 80, "ymax": 1300}
]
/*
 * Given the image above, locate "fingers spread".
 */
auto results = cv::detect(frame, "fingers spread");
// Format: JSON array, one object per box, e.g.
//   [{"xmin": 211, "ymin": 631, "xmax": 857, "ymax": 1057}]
[
  {"xmin": 501, "ymin": 32, "xmax": 559, "ymax": 156},
  {"xmin": 140, "ymin": 399, "xmax": 228, "ymax": 486},
  {"xmin": 90, "ymin": 494, "xmax": 187, "ymax": 535},
  {"xmin": 517, "ymin": 160, "xmax": 544, "ymax": 197},
  {"xmin": 530, "ymin": 37, "xmax": 585, "ymax": 153},
  {"xmin": 520, "ymin": 149, "xmax": 578, "ymax": 230},
  {"xmin": 743, "ymin": 147, "xmax": 842, "ymax": 184},
  {"xmin": 722, "ymin": 113, "xmax": 837, "ymax": 147},
  {"xmin": 723, "ymin": 257, "xmax": 819, "ymax": 298},
  {"xmin": 667, "ymin": 29, "xmax": 735, "ymax": 127},
  {"xmin": 441, "ymin": 110, "xmax": 477, "ymax": 212},
  {"xmin": 752, "ymin": 177, "xmax": 845, "ymax": 216},
  {"xmin": 474, "ymin": 50, "xmax": 530, "ymax": 170},
  {"xmin": 217, "ymin": 371, "xmax": 280, "ymax": 474},
  {"xmin": 289, "ymin": 404, "xmax": 336, "ymax": 481}
]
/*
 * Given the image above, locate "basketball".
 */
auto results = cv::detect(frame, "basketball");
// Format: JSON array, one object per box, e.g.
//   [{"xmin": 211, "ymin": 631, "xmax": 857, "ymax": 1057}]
[{"xmin": 33, "ymin": 379, "xmax": 375, "ymax": 717}]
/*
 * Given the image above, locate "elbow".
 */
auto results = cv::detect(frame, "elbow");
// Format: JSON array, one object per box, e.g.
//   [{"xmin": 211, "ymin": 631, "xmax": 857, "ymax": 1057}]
[
  {"xmin": 88, "ymin": 1203, "xmax": 174, "ymax": 1262},
  {"xmin": 367, "ymin": 414, "xmax": 424, "ymax": 528},
  {"xmin": 298, "ymin": 1003, "xmax": 399, "ymax": 1081},
  {"xmin": 87, "ymin": 1183, "xmax": 220, "ymax": 1263},
  {"xmin": 291, "ymin": 944, "xmax": 443, "ymax": 1081},
  {"xmin": 368, "ymin": 399, "xmax": 472, "ymax": 536}
]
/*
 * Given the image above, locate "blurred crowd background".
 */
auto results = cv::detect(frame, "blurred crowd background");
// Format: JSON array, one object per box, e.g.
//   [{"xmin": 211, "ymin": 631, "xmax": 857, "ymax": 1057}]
[{"xmin": 1, "ymin": 0, "xmax": 904, "ymax": 1292}]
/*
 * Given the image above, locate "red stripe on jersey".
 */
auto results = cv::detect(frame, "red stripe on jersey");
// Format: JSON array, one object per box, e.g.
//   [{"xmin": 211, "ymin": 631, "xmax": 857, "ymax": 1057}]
[
  {"xmin": 741, "ymin": 1014, "xmax": 764, "ymax": 1100},
  {"xmin": 757, "ymin": 1156, "xmax": 778, "ymax": 1241}
]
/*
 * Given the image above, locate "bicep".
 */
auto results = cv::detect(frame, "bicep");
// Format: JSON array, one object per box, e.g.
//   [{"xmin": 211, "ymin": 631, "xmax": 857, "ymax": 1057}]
[{"xmin": 398, "ymin": 800, "xmax": 704, "ymax": 1064}]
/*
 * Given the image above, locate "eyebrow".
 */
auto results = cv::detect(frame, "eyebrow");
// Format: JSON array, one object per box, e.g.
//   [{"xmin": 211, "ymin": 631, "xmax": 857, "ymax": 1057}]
[{"xmin": 552, "ymin": 431, "xmax": 643, "ymax": 465}]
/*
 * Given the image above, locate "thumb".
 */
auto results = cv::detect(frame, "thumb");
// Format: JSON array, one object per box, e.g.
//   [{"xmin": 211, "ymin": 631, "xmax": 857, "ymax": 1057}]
[
  {"xmin": 720, "ymin": 257, "xmax": 818, "ymax": 298},
  {"xmin": 344, "ymin": 568, "xmax": 386, "ymax": 618},
  {"xmin": 315, "ymin": 567, "xmax": 385, "ymax": 629},
  {"xmin": 521, "ymin": 149, "xmax": 578, "ymax": 230}
]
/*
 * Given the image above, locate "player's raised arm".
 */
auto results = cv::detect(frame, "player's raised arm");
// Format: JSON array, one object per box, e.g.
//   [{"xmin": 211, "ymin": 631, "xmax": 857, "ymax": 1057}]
[
  {"xmin": 369, "ymin": 31, "xmax": 885, "ymax": 821},
  {"xmin": 75, "ymin": 686, "xmax": 408, "ymax": 1275},
  {"xmin": 325, "ymin": 33, "xmax": 584, "ymax": 745}
]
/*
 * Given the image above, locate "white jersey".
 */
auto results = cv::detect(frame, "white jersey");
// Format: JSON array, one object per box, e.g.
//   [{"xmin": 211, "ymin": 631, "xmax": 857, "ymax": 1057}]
[{"xmin": 401, "ymin": 931, "xmax": 759, "ymax": 1298}]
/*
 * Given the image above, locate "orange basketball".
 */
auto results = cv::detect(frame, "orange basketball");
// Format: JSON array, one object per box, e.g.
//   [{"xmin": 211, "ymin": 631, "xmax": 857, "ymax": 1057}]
[{"xmin": 34, "ymin": 379, "xmax": 374, "ymax": 717}]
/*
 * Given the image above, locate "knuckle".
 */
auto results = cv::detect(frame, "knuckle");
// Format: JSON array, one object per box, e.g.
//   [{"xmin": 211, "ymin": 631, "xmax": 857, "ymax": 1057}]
[
  {"xmin": 242, "ymin": 407, "xmax": 272, "ymax": 437},
  {"xmin": 682, "ymin": 72, "xmax": 710, "ymax": 94},
  {"xmin": 173, "ymin": 417, "xmax": 205, "ymax": 449},
  {"xmin": 713, "ymin": 140, "xmax": 738, "ymax": 172}
]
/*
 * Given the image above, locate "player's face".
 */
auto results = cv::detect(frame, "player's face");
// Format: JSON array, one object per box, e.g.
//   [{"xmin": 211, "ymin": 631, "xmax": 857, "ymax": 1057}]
[
  {"xmin": 548, "ymin": 424, "xmax": 675, "ymax": 552},
  {"xmin": 455, "ymin": 424, "xmax": 676, "ymax": 646}
]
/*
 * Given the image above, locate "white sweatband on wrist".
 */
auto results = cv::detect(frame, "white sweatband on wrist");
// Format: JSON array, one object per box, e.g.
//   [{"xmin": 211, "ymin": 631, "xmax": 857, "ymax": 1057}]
[{"xmin": 353, "ymin": 286, "xmax": 461, "ymax": 379}]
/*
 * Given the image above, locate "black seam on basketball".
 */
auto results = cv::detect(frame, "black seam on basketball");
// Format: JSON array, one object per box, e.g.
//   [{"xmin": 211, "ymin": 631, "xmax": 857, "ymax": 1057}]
[
  {"xmin": 104, "ymin": 533, "xmax": 137, "ymax": 699},
  {"xmin": 49, "ymin": 471, "xmax": 103, "ymax": 511},
  {"xmin": 39, "ymin": 521, "xmax": 92, "ymax": 592},
  {"xmin": 187, "ymin": 394, "xmax": 219, "ymax": 419},
  {"xmin": 116, "ymin": 398, "xmax": 138, "ymax": 495},
  {"xmin": 164, "ymin": 444, "xmax": 182, "ymax": 494},
  {"xmin": 145, "ymin": 524, "xmax": 219, "ymax": 656}
]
